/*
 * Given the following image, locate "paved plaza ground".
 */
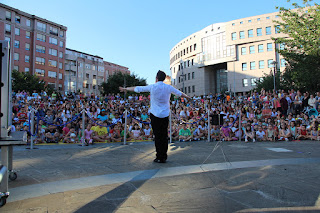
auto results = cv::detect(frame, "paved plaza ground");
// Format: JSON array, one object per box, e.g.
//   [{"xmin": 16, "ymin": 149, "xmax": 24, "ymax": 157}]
[{"xmin": 1, "ymin": 140, "xmax": 320, "ymax": 213}]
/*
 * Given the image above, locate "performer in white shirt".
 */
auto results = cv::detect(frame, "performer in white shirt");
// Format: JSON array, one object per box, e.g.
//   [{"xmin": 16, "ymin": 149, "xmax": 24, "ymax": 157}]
[{"xmin": 120, "ymin": 70, "xmax": 190, "ymax": 163}]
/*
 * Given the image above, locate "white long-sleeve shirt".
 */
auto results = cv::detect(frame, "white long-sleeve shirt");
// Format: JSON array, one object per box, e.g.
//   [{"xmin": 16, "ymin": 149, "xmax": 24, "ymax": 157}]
[{"xmin": 134, "ymin": 81, "xmax": 182, "ymax": 118}]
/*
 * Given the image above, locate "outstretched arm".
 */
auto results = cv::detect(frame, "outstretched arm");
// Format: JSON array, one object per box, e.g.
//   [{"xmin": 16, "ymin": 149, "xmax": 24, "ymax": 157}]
[{"xmin": 119, "ymin": 87, "xmax": 136, "ymax": 92}]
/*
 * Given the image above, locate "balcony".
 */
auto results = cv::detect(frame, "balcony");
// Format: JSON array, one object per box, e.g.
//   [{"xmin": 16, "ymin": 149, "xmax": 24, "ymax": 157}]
[
  {"xmin": 65, "ymin": 64, "xmax": 77, "ymax": 72},
  {"xmin": 65, "ymin": 54, "xmax": 77, "ymax": 61}
]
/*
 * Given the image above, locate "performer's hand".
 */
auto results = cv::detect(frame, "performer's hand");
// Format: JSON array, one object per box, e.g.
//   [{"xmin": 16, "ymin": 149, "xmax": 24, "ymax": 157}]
[{"xmin": 119, "ymin": 87, "xmax": 126, "ymax": 92}]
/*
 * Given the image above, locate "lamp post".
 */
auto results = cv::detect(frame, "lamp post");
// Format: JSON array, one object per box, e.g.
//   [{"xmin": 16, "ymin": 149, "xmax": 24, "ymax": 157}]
[{"xmin": 270, "ymin": 61, "xmax": 277, "ymax": 93}]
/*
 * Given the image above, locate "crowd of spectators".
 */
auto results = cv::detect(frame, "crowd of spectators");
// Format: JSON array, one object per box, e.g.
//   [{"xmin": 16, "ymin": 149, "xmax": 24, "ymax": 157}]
[{"xmin": 11, "ymin": 88, "xmax": 320, "ymax": 145}]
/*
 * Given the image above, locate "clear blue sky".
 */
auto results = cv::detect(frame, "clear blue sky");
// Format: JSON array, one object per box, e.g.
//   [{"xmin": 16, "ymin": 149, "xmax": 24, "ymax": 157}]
[{"xmin": 2, "ymin": 0, "xmax": 290, "ymax": 84}]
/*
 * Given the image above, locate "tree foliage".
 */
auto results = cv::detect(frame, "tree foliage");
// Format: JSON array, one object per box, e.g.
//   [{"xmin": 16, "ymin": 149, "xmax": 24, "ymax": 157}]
[
  {"xmin": 101, "ymin": 72, "xmax": 147, "ymax": 95},
  {"xmin": 12, "ymin": 70, "xmax": 46, "ymax": 93},
  {"xmin": 273, "ymin": 0, "xmax": 320, "ymax": 92}
]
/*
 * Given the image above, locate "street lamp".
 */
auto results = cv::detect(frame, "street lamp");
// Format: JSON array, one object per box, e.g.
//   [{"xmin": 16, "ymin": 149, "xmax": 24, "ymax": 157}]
[{"xmin": 270, "ymin": 61, "xmax": 277, "ymax": 92}]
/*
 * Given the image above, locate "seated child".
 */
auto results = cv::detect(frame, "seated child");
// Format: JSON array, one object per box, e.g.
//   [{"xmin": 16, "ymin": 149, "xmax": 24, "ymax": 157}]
[
  {"xmin": 255, "ymin": 126, "xmax": 266, "ymax": 141},
  {"xmin": 266, "ymin": 125, "xmax": 276, "ymax": 141},
  {"xmin": 131, "ymin": 123, "xmax": 143, "ymax": 141},
  {"xmin": 244, "ymin": 125, "xmax": 255, "ymax": 142},
  {"xmin": 210, "ymin": 125, "xmax": 220, "ymax": 141},
  {"xmin": 142, "ymin": 124, "xmax": 153, "ymax": 140},
  {"xmin": 297, "ymin": 125, "xmax": 308, "ymax": 140},
  {"xmin": 179, "ymin": 123, "xmax": 192, "ymax": 142},
  {"xmin": 65, "ymin": 128, "xmax": 78, "ymax": 143}
]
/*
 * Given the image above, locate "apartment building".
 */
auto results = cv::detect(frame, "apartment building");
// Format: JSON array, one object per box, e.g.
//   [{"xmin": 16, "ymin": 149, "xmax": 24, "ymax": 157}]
[
  {"xmin": 0, "ymin": 3, "xmax": 67, "ymax": 90},
  {"xmin": 65, "ymin": 48, "xmax": 130, "ymax": 95},
  {"xmin": 170, "ymin": 11, "xmax": 287, "ymax": 96},
  {"xmin": 104, "ymin": 61, "xmax": 130, "ymax": 77}
]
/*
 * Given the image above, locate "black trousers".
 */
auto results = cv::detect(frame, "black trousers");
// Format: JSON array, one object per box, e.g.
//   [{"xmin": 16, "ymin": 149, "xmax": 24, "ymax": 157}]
[{"xmin": 150, "ymin": 113, "xmax": 169, "ymax": 161}]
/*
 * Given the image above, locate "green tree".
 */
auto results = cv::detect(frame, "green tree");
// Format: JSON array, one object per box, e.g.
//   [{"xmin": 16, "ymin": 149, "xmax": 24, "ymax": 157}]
[
  {"xmin": 12, "ymin": 70, "xmax": 46, "ymax": 93},
  {"xmin": 274, "ymin": 0, "xmax": 320, "ymax": 92},
  {"xmin": 101, "ymin": 72, "xmax": 147, "ymax": 95},
  {"xmin": 255, "ymin": 71, "xmax": 290, "ymax": 92}
]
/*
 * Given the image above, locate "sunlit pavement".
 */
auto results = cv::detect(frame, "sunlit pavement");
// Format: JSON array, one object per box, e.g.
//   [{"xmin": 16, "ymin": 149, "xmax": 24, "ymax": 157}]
[{"xmin": 1, "ymin": 140, "xmax": 320, "ymax": 212}]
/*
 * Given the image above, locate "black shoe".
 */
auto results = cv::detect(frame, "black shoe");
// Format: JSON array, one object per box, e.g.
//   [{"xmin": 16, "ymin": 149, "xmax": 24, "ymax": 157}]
[{"xmin": 153, "ymin": 158, "xmax": 166, "ymax": 163}]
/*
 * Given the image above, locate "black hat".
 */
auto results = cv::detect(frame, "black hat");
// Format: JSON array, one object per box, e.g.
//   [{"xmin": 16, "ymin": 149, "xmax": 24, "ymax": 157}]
[{"xmin": 156, "ymin": 70, "xmax": 166, "ymax": 81}]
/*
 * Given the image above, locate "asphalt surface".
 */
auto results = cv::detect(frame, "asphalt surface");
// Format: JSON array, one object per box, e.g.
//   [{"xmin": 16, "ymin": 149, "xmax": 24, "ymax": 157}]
[{"xmin": 1, "ymin": 140, "xmax": 320, "ymax": 213}]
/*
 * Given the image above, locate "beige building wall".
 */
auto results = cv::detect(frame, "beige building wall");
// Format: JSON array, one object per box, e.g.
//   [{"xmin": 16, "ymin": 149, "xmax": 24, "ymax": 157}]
[{"xmin": 170, "ymin": 11, "xmax": 288, "ymax": 96}]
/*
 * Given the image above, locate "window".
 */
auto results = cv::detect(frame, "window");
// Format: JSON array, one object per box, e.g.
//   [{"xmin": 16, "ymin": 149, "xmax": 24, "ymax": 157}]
[
  {"xmin": 275, "ymin": 25, "xmax": 281, "ymax": 34},
  {"xmin": 249, "ymin": 46, "xmax": 255, "ymax": 54},
  {"xmin": 14, "ymin": 40, "xmax": 20, "ymax": 48},
  {"xmin": 242, "ymin": 63, "xmax": 247, "ymax": 71},
  {"xmin": 231, "ymin": 32, "xmax": 237, "ymax": 40},
  {"xmin": 25, "ymin": 43, "xmax": 30, "ymax": 51},
  {"xmin": 85, "ymin": 64, "xmax": 91, "ymax": 69},
  {"xmin": 5, "ymin": 37, "xmax": 10, "ymax": 44},
  {"xmin": 266, "ymin": 26, "xmax": 271, "ymax": 35},
  {"xmin": 14, "ymin": 53, "xmax": 19, "ymax": 61},
  {"xmin": 49, "ymin": 37, "xmax": 58, "ymax": 45},
  {"xmin": 259, "ymin": 60, "xmax": 265, "ymax": 69},
  {"xmin": 59, "ymin": 52, "xmax": 63, "ymax": 58},
  {"xmin": 232, "ymin": 23, "xmax": 235, "ymax": 26},
  {"xmin": 36, "ymin": 57, "xmax": 45, "ymax": 65},
  {"xmin": 15, "ymin": 28, "xmax": 20, "ymax": 36},
  {"xmin": 192, "ymin": 85, "xmax": 195, "ymax": 93},
  {"xmin": 239, "ymin": 31, "xmax": 245, "ymax": 39},
  {"xmin": 188, "ymin": 86, "xmax": 191, "ymax": 93},
  {"xmin": 192, "ymin": 72, "xmax": 195, "ymax": 79},
  {"xmin": 59, "ymin": 62, "xmax": 63, "ymax": 69},
  {"xmin": 281, "ymin": 59, "xmax": 286, "ymax": 67},
  {"xmin": 25, "ymin": 67, "xmax": 29, "ymax": 73},
  {"xmin": 15, "ymin": 15, "xmax": 21, "ymax": 23},
  {"xmin": 6, "ymin": 11, "xmax": 11, "ymax": 21},
  {"xmin": 59, "ymin": 73, "xmax": 62, "ymax": 79},
  {"xmin": 267, "ymin": 43, "xmax": 273, "ymax": 51},
  {"xmin": 250, "ymin": 61, "xmax": 256, "ymax": 70},
  {"xmin": 35, "ymin": 69, "xmax": 45, "ymax": 77},
  {"xmin": 48, "ymin": 60, "xmax": 57, "ymax": 67},
  {"xmin": 257, "ymin": 28, "xmax": 262, "ymax": 36},
  {"xmin": 26, "ymin": 31, "xmax": 31, "ymax": 38},
  {"xmin": 240, "ymin": 21, "xmax": 243, "ymax": 24},
  {"xmin": 268, "ymin": 59, "xmax": 274, "ymax": 68},
  {"xmin": 48, "ymin": 71, "xmax": 57, "ymax": 78},
  {"xmin": 49, "ymin": 26, "xmax": 58, "ymax": 36},
  {"xmin": 258, "ymin": 44, "xmax": 264, "ymax": 53},
  {"xmin": 251, "ymin": 78, "xmax": 257, "ymax": 86},
  {"xmin": 242, "ymin": 79, "xmax": 248, "ymax": 87},
  {"xmin": 194, "ymin": 43, "xmax": 196, "ymax": 51},
  {"xmin": 257, "ymin": 18, "xmax": 261, "ymax": 21},
  {"xmin": 188, "ymin": 73, "xmax": 190, "ymax": 80},
  {"xmin": 60, "ymin": 41, "xmax": 64, "ymax": 48},
  {"xmin": 190, "ymin": 45, "xmax": 192, "ymax": 52},
  {"xmin": 266, "ymin": 16, "xmax": 270, "ymax": 20},
  {"xmin": 36, "ymin": 45, "xmax": 45, "ymax": 53},
  {"xmin": 248, "ymin": 29, "xmax": 253, "ymax": 38},
  {"xmin": 241, "ymin": 47, "xmax": 246, "ymax": 55},
  {"xmin": 37, "ymin": 33, "xmax": 46, "ymax": 42},
  {"xmin": 49, "ymin": 48, "xmax": 57, "ymax": 56},
  {"xmin": 37, "ymin": 22, "xmax": 46, "ymax": 32},
  {"xmin": 248, "ymin": 20, "xmax": 252, "ymax": 23},
  {"xmin": 59, "ymin": 30, "xmax": 64, "ymax": 37},
  {"xmin": 25, "ymin": 55, "xmax": 30, "ymax": 62},
  {"xmin": 280, "ymin": 43, "xmax": 285, "ymax": 50},
  {"xmin": 86, "ymin": 73, "xmax": 90, "ymax": 78},
  {"xmin": 14, "ymin": 65, "xmax": 19, "ymax": 71},
  {"xmin": 5, "ymin": 24, "xmax": 11, "ymax": 34},
  {"xmin": 26, "ymin": 19, "xmax": 31, "ymax": 27}
]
